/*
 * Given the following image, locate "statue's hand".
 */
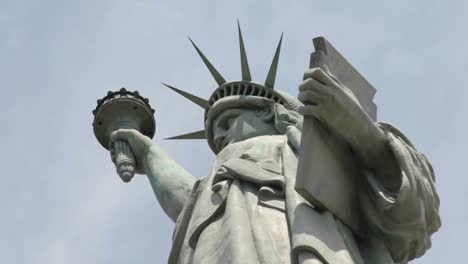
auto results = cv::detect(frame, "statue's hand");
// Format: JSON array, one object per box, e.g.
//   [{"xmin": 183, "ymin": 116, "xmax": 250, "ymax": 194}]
[
  {"xmin": 298, "ymin": 66, "xmax": 402, "ymax": 191},
  {"xmin": 110, "ymin": 129, "xmax": 196, "ymax": 221},
  {"xmin": 297, "ymin": 66, "xmax": 373, "ymax": 146},
  {"xmin": 109, "ymin": 129, "xmax": 154, "ymax": 174}
]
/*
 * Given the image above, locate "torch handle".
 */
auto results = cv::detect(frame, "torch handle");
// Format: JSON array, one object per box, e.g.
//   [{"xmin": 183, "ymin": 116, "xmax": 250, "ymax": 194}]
[{"xmin": 113, "ymin": 140, "xmax": 136, "ymax": 182}]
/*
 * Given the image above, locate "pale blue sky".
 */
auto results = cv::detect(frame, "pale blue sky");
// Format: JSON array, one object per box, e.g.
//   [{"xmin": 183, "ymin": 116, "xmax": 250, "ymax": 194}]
[{"xmin": 0, "ymin": 0, "xmax": 465, "ymax": 263}]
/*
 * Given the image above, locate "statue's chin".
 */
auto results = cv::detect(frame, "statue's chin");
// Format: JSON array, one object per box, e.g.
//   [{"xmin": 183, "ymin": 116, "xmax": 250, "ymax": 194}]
[
  {"xmin": 220, "ymin": 133, "xmax": 273, "ymax": 150},
  {"xmin": 220, "ymin": 138, "xmax": 231, "ymax": 150}
]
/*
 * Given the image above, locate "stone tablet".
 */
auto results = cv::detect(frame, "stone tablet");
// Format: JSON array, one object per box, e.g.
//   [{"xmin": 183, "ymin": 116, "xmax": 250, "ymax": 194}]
[{"xmin": 295, "ymin": 37, "xmax": 377, "ymax": 236}]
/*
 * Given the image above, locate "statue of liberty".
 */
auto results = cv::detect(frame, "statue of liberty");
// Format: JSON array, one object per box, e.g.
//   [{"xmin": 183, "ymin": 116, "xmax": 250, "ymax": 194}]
[{"xmin": 108, "ymin": 24, "xmax": 440, "ymax": 264}]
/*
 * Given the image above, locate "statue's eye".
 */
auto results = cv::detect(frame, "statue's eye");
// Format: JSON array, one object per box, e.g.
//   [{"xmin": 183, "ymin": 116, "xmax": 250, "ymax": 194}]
[{"xmin": 219, "ymin": 111, "xmax": 239, "ymax": 130}]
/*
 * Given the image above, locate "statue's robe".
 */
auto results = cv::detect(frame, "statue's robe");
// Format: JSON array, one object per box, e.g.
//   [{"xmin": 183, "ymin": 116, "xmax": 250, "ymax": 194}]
[{"xmin": 168, "ymin": 124, "xmax": 440, "ymax": 264}]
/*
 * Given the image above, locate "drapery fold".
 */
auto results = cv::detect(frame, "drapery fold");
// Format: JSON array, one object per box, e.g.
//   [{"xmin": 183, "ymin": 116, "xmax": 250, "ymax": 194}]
[
  {"xmin": 358, "ymin": 123, "xmax": 441, "ymax": 263},
  {"xmin": 168, "ymin": 123, "xmax": 440, "ymax": 264}
]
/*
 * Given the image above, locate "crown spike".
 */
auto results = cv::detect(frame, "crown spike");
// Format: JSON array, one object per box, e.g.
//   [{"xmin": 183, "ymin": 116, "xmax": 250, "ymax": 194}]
[
  {"xmin": 188, "ymin": 37, "xmax": 227, "ymax": 86},
  {"xmin": 162, "ymin": 83, "xmax": 209, "ymax": 109},
  {"xmin": 238, "ymin": 21, "xmax": 252, "ymax": 81},
  {"xmin": 264, "ymin": 33, "xmax": 283, "ymax": 88},
  {"xmin": 165, "ymin": 129, "xmax": 206, "ymax": 140}
]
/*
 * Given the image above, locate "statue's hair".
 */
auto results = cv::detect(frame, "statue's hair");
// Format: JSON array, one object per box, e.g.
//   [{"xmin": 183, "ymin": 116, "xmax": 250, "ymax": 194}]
[
  {"xmin": 254, "ymin": 103, "xmax": 303, "ymax": 135},
  {"xmin": 258, "ymin": 91, "xmax": 304, "ymax": 135},
  {"xmin": 257, "ymin": 103, "xmax": 303, "ymax": 152},
  {"xmin": 272, "ymin": 104, "xmax": 303, "ymax": 135}
]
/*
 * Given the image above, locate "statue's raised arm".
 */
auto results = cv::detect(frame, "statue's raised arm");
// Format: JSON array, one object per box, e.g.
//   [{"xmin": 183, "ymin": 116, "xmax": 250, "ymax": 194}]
[{"xmin": 110, "ymin": 129, "xmax": 196, "ymax": 222}]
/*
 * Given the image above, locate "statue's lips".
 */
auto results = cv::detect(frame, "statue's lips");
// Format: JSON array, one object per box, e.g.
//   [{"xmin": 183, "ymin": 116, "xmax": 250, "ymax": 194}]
[
  {"xmin": 220, "ymin": 136, "xmax": 234, "ymax": 150},
  {"xmin": 214, "ymin": 134, "xmax": 232, "ymax": 151},
  {"xmin": 220, "ymin": 138, "xmax": 229, "ymax": 150}
]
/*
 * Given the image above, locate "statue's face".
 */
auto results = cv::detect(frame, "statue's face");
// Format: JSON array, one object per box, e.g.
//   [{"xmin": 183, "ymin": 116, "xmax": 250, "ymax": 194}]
[{"xmin": 212, "ymin": 108, "xmax": 278, "ymax": 151}]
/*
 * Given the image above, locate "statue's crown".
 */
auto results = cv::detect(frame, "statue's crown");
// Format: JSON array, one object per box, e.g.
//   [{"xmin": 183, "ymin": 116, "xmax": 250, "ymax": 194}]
[{"xmin": 163, "ymin": 22, "xmax": 300, "ymax": 152}]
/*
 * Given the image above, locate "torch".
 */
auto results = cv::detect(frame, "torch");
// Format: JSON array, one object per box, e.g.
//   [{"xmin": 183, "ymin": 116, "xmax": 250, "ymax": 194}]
[{"xmin": 92, "ymin": 88, "xmax": 156, "ymax": 182}]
